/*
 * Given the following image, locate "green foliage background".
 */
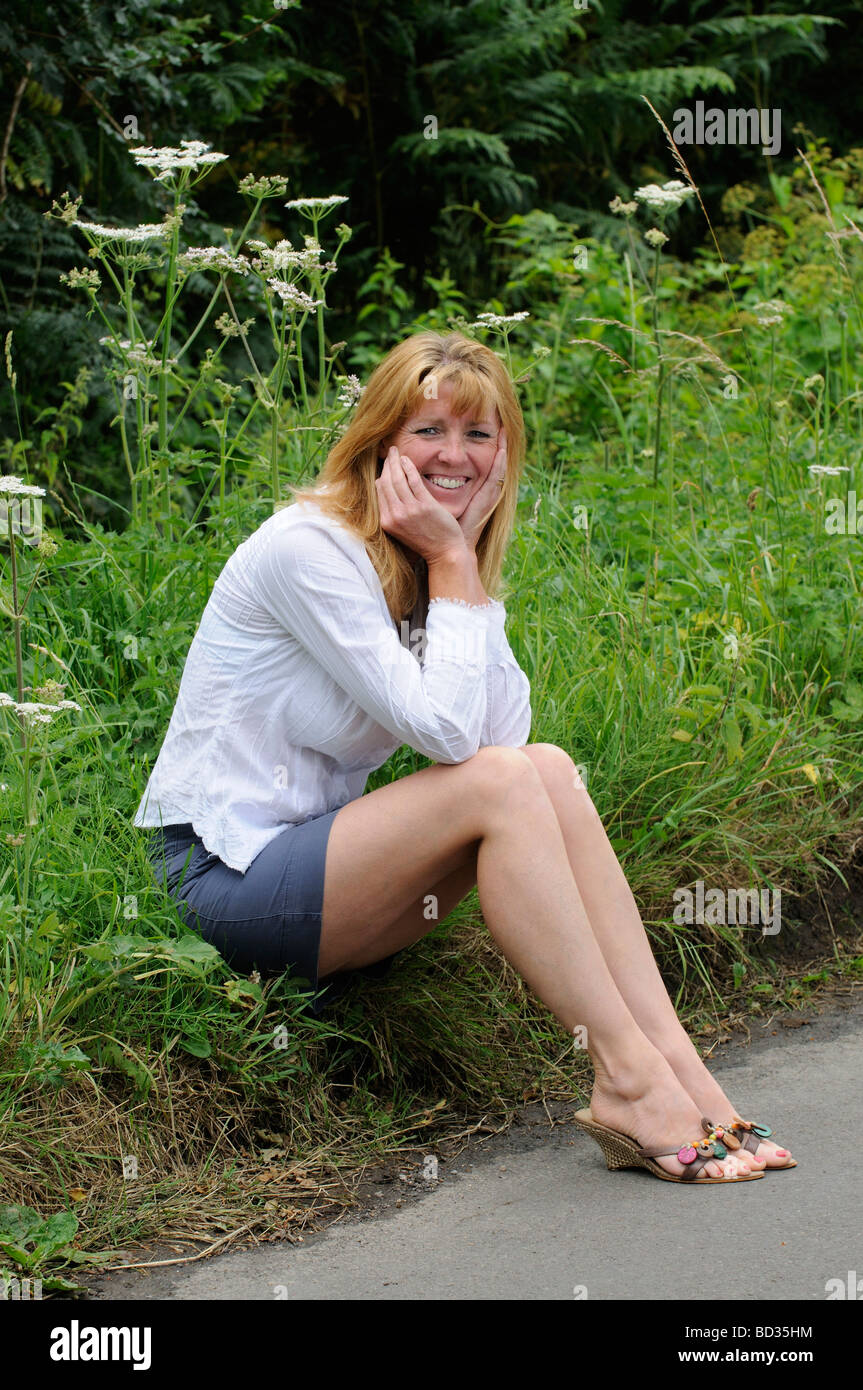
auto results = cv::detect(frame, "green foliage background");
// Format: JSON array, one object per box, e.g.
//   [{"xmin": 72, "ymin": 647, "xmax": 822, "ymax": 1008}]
[{"xmin": 1, "ymin": 0, "xmax": 861, "ymax": 510}]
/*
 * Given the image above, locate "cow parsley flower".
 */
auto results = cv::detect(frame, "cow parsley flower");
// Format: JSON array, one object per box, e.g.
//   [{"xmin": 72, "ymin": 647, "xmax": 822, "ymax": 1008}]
[
  {"xmin": 71, "ymin": 220, "xmax": 169, "ymax": 243},
  {"xmin": 644, "ymin": 227, "xmax": 669, "ymax": 248},
  {"xmin": 247, "ymin": 237, "xmax": 328, "ymax": 274},
  {"xmin": 266, "ymin": 280, "xmax": 324, "ymax": 312},
  {"xmin": 468, "ymin": 311, "xmax": 531, "ymax": 329},
  {"xmin": 0, "ymin": 692, "xmax": 82, "ymax": 727},
  {"xmin": 633, "ymin": 180, "xmax": 696, "ymax": 213},
  {"xmin": 59, "ymin": 267, "xmax": 102, "ymax": 291},
  {"xmin": 239, "ymin": 174, "xmax": 290, "ymax": 198},
  {"xmin": 132, "ymin": 140, "xmax": 228, "ymax": 183},
  {"xmin": 176, "ymin": 247, "xmax": 251, "ymax": 276},
  {"xmin": 336, "ymin": 374, "xmax": 364, "ymax": 407},
  {"xmin": 284, "ymin": 195, "xmax": 348, "ymax": 216},
  {"xmin": 752, "ymin": 298, "xmax": 791, "ymax": 328},
  {"xmin": 214, "ymin": 313, "xmax": 255, "ymax": 339},
  {"xmin": 0, "ymin": 476, "xmax": 46, "ymax": 497}
]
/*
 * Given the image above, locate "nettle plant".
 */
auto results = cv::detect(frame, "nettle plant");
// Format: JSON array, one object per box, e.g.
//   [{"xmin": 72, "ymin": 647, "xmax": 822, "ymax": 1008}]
[{"xmin": 44, "ymin": 140, "xmax": 357, "ymax": 533}]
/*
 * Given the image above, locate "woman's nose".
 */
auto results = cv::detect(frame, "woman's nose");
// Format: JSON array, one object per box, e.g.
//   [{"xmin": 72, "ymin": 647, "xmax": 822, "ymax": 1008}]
[{"xmin": 438, "ymin": 432, "xmax": 468, "ymax": 462}]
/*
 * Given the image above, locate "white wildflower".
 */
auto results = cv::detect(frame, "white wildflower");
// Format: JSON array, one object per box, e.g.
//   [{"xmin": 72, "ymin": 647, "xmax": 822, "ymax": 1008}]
[
  {"xmin": 247, "ymin": 237, "xmax": 326, "ymax": 274},
  {"xmin": 633, "ymin": 179, "xmax": 696, "ymax": 213},
  {"xmin": 97, "ymin": 337, "xmax": 174, "ymax": 370},
  {"xmin": 27, "ymin": 679, "xmax": 67, "ymax": 703},
  {"xmin": 803, "ymin": 374, "xmax": 825, "ymax": 392},
  {"xmin": 644, "ymin": 227, "xmax": 669, "ymax": 248},
  {"xmin": 808, "ymin": 464, "xmax": 850, "ymax": 476},
  {"xmin": 0, "ymin": 693, "xmax": 81, "ymax": 727},
  {"xmin": 336, "ymin": 374, "xmax": 364, "ymax": 407},
  {"xmin": 609, "ymin": 196, "xmax": 638, "ymax": 217},
  {"xmin": 266, "ymin": 279, "xmax": 324, "ymax": 312},
  {"xmin": 468, "ymin": 311, "xmax": 531, "ymax": 329},
  {"xmin": 176, "ymin": 247, "xmax": 250, "ymax": 276},
  {"xmin": 752, "ymin": 298, "xmax": 791, "ymax": 328},
  {"xmin": 0, "ymin": 476, "xmax": 46, "ymax": 497},
  {"xmin": 284, "ymin": 195, "xmax": 349, "ymax": 214},
  {"xmin": 132, "ymin": 140, "xmax": 228, "ymax": 182},
  {"xmin": 71, "ymin": 219, "xmax": 169, "ymax": 243}
]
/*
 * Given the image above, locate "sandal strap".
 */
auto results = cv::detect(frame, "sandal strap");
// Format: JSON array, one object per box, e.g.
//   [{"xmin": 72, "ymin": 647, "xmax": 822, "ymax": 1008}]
[
  {"xmin": 638, "ymin": 1116, "xmax": 718, "ymax": 1160},
  {"xmin": 727, "ymin": 1116, "xmax": 771, "ymax": 1153}
]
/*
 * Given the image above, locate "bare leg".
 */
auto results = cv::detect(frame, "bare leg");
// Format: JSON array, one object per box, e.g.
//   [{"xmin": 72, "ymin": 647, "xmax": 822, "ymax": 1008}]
[
  {"xmin": 319, "ymin": 746, "xmax": 759, "ymax": 1179},
  {"xmin": 517, "ymin": 743, "xmax": 790, "ymax": 1167}
]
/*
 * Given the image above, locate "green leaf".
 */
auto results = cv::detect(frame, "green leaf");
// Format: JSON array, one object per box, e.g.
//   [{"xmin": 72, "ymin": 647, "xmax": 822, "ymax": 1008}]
[
  {"xmin": 767, "ymin": 172, "xmax": 792, "ymax": 210},
  {"xmin": 162, "ymin": 935, "xmax": 223, "ymax": 972},
  {"xmin": 99, "ymin": 1041, "xmax": 153, "ymax": 1096},
  {"xmin": 180, "ymin": 1034, "xmax": 211, "ymax": 1059}
]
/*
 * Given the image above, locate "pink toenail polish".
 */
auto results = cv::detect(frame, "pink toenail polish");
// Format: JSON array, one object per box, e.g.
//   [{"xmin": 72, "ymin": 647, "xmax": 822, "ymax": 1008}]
[{"xmin": 776, "ymin": 1150, "xmax": 788, "ymax": 1157}]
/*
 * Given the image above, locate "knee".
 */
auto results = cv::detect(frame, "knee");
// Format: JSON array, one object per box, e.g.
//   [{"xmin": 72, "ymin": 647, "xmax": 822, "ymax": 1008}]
[
  {"xmin": 461, "ymin": 743, "xmax": 546, "ymax": 800},
  {"xmin": 520, "ymin": 742, "xmax": 602, "ymax": 817},
  {"xmin": 518, "ymin": 741, "xmax": 577, "ymax": 786}
]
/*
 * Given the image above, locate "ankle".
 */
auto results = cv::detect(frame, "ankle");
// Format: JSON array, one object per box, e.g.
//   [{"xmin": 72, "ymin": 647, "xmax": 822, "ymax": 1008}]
[{"xmin": 592, "ymin": 1048, "xmax": 670, "ymax": 1103}]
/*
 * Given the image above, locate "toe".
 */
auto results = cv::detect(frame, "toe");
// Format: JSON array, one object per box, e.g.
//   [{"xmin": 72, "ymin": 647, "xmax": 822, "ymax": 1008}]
[{"xmin": 758, "ymin": 1140, "xmax": 792, "ymax": 1165}]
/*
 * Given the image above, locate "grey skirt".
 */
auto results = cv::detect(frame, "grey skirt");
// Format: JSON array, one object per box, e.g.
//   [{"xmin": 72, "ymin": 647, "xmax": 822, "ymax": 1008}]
[{"xmin": 146, "ymin": 811, "xmax": 399, "ymax": 1014}]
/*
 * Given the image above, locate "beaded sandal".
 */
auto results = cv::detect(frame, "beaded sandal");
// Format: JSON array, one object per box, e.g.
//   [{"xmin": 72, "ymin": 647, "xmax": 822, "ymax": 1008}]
[
  {"xmin": 719, "ymin": 1116, "xmax": 797, "ymax": 1170},
  {"xmin": 573, "ymin": 1110, "xmax": 765, "ymax": 1183}
]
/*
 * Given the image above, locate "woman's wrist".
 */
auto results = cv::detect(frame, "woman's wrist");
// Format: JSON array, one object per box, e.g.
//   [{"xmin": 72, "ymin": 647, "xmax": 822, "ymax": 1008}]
[{"xmin": 427, "ymin": 546, "xmax": 489, "ymax": 606}]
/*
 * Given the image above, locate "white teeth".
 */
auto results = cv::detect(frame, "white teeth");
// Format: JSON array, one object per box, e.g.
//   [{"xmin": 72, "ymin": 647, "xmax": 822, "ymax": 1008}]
[{"xmin": 427, "ymin": 476, "xmax": 469, "ymax": 489}]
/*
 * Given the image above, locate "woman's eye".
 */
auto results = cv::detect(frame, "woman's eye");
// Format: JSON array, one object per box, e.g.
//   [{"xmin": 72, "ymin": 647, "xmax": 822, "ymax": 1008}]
[{"xmin": 415, "ymin": 427, "xmax": 491, "ymax": 438}]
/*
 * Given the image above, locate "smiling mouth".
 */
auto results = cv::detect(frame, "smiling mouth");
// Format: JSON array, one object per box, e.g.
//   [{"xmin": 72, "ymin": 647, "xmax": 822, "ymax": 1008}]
[{"xmin": 424, "ymin": 475, "xmax": 471, "ymax": 491}]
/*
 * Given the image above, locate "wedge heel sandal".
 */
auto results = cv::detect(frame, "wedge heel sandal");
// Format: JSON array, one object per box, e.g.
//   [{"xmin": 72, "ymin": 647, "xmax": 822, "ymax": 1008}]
[{"xmin": 573, "ymin": 1109, "xmax": 765, "ymax": 1183}]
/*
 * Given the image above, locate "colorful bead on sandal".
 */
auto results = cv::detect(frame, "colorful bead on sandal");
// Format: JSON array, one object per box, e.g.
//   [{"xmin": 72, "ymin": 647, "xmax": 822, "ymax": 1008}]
[{"xmin": 722, "ymin": 1116, "xmax": 797, "ymax": 1170}]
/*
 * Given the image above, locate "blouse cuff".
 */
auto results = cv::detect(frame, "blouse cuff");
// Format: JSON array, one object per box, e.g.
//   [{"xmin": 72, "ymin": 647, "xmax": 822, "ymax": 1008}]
[
  {"xmin": 427, "ymin": 595, "xmax": 505, "ymax": 614},
  {"xmin": 425, "ymin": 593, "xmax": 500, "ymax": 667}
]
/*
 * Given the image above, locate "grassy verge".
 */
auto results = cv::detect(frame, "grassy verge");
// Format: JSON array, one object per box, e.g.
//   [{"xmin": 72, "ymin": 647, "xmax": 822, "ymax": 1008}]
[{"xmin": 2, "ymin": 132, "xmax": 862, "ymax": 1289}]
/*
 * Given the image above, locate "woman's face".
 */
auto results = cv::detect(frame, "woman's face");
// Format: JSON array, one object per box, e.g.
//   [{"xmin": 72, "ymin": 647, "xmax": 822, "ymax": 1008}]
[{"xmin": 379, "ymin": 381, "xmax": 501, "ymax": 520}]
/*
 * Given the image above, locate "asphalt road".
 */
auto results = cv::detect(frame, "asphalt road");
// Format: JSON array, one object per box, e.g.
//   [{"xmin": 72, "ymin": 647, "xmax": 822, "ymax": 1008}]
[{"xmin": 83, "ymin": 987, "xmax": 862, "ymax": 1302}]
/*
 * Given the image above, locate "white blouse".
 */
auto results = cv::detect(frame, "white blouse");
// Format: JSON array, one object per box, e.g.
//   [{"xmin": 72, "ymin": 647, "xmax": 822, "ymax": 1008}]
[{"xmin": 133, "ymin": 499, "xmax": 533, "ymax": 873}]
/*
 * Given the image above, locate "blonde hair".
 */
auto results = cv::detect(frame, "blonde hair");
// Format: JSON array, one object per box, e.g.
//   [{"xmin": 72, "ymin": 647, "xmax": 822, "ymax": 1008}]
[{"xmin": 288, "ymin": 330, "xmax": 526, "ymax": 623}]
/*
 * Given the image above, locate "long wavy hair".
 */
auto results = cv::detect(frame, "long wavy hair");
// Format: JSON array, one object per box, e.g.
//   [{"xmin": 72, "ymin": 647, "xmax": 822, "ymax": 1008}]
[{"xmin": 288, "ymin": 331, "xmax": 526, "ymax": 624}]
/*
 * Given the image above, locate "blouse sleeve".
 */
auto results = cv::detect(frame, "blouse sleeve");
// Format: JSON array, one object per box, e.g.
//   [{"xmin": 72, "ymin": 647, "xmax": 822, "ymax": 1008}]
[
  {"xmin": 479, "ymin": 609, "xmax": 533, "ymax": 749},
  {"xmin": 255, "ymin": 517, "xmax": 502, "ymax": 764}
]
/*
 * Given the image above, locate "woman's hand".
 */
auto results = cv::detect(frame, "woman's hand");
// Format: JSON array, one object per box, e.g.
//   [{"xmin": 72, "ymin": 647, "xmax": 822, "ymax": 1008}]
[
  {"xmin": 456, "ymin": 427, "xmax": 507, "ymax": 552},
  {"xmin": 375, "ymin": 446, "xmax": 468, "ymax": 563}
]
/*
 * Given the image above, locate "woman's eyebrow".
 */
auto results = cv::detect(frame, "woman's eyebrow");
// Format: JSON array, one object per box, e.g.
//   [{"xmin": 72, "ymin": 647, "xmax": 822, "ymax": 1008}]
[{"xmin": 412, "ymin": 415, "xmax": 496, "ymax": 426}]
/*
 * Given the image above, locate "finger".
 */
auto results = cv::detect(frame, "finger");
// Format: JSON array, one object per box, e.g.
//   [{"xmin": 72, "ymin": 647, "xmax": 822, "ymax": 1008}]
[
  {"xmin": 386, "ymin": 448, "xmax": 415, "ymax": 507},
  {"xmin": 398, "ymin": 452, "xmax": 429, "ymax": 502},
  {"xmin": 375, "ymin": 450, "xmax": 400, "ymax": 519}
]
